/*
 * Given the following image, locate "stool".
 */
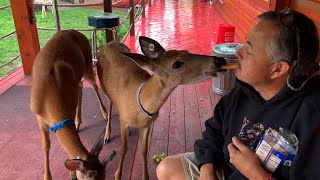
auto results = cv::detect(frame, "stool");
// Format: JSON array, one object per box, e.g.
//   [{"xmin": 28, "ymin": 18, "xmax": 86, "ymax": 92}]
[{"xmin": 88, "ymin": 12, "xmax": 120, "ymax": 62}]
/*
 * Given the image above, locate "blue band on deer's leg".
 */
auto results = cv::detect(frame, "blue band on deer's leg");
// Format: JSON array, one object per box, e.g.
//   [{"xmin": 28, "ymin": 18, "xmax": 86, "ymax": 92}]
[{"xmin": 48, "ymin": 119, "xmax": 75, "ymax": 133}]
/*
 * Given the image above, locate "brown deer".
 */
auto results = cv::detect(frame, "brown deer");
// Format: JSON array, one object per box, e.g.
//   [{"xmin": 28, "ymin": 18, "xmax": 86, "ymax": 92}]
[
  {"xmin": 30, "ymin": 29, "xmax": 114, "ymax": 180},
  {"xmin": 97, "ymin": 36, "xmax": 233, "ymax": 180}
]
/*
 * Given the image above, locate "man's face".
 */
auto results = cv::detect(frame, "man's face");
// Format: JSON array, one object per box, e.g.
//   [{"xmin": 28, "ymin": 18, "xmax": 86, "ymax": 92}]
[{"xmin": 235, "ymin": 20, "xmax": 279, "ymax": 88}]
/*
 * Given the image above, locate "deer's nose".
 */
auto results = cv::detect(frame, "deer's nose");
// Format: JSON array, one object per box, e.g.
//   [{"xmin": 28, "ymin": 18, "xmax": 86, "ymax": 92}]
[{"xmin": 213, "ymin": 57, "xmax": 226, "ymax": 68}]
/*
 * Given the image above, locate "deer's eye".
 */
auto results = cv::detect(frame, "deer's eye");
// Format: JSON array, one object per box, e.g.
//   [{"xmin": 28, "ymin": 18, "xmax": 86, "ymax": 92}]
[{"xmin": 172, "ymin": 61, "xmax": 183, "ymax": 69}]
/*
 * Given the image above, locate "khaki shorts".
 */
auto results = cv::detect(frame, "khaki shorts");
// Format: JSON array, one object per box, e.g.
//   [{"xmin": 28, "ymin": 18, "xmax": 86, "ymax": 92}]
[{"xmin": 179, "ymin": 152, "xmax": 225, "ymax": 180}]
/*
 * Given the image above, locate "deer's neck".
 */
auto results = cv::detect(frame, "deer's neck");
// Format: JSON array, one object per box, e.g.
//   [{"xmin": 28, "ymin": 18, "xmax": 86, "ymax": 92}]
[
  {"xmin": 55, "ymin": 127, "xmax": 90, "ymax": 160},
  {"xmin": 138, "ymin": 76, "xmax": 176, "ymax": 115}
]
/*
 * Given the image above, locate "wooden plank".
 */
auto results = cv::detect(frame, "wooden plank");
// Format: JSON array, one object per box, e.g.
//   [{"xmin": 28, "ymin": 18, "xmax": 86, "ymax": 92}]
[
  {"xmin": 130, "ymin": 97, "xmax": 170, "ymax": 179},
  {"xmin": 290, "ymin": 0, "xmax": 320, "ymax": 25},
  {"xmin": 184, "ymin": 85, "xmax": 202, "ymax": 152},
  {"xmin": 241, "ymin": 0, "xmax": 270, "ymax": 12},
  {"xmin": 168, "ymin": 86, "xmax": 186, "ymax": 155},
  {"xmin": 214, "ymin": 2, "xmax": 247, "ymax": 41},
  {"xmin": 10, "ymin": 0, "xmax": 40, "ymax": 75},
  {"xmin": 0, "ymin": 67, "xmax": 24, "ymax": 95},
  {"xmin": 224, "ymin": 0, "xmax": 254, "ymax": 34},
  {"xmin": 196, "ymin": 80, "xmax": 214, "ymax": 132},
  {"xmin": 227, "ymin": 0, "xmax": 263, "ymax": 20},
  {"xmin": 104, "ymin": 114, "xmax": 140, "ymax": 180},
  {"xmin": 209, "ymin": 90, "xmax": 222, "ymax": 109},
  {"xmin": 16, "ymin": 75, "xmax": 32, "ymax": 86},
  {"xmin": 270, "ymin": 0, "xmax": 291, "ymax": 10},
  {"xmin": 223, "ymin": 2, "xmax": 251, "ymax": 39}
]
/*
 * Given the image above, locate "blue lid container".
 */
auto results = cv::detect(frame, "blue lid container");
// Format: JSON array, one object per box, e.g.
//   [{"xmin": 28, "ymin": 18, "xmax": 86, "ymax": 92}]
[{"xmin": 88, "ymin": 12, "xmax": 120, "ymax": 28}]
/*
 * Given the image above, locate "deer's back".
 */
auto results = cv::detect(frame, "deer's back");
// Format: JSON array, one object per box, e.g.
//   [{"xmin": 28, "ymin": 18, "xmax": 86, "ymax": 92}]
[
  {"xmin": 97, "ymin": 41, "xmax": 151, "ymax": 108},
  {"xmin": 30, "ymin": 30, "xmax": 89, "ymax": 116}
]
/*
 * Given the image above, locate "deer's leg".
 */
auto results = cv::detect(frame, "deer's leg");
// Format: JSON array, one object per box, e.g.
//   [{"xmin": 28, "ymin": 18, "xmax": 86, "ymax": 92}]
[
  {"xmin": 85, "ymin": 74, "xmax": 108, "ymax": 121},
  {"xmin": 75, "ymin": 82, "xmax": 83, "ymax": 131},
  {"xmin": 139, "ymin": 127, "xmax": 150, "ymax": 180},
  {"xmin": 115, "ymin": 121, "xmax": 129, "ymax": 180},
  {"xmin": 104, "ymin": 100, "xmax": 113, "ymax": 144},
  {"xmin": 36, "ymin": 115, "xmax": 52, "ymax": 180}
]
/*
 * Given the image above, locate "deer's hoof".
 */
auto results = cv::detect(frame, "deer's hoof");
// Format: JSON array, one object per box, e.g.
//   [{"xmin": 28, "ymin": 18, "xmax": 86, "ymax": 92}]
[
  {"xmin": 114, "ymin": 172, "xmax": 121, "ymax": 180},
  {"xmin": 75, "ymin": 123, "xmax": 81, "ymax": 131},
  {"xmin": 70, "ymin": 175, "xmax": 78, "ymax": 180},
  {"xmin": 104, "ymin": 138, "xmax": 110, "ymax": 144},
  {"xmin": 69, "ymin": 171, "xmax": 78, "ymax": 180}
]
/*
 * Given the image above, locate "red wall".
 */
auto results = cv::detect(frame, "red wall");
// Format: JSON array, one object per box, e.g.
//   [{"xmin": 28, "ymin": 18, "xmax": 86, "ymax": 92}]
[
  {"xmin": 214, "ymin": 0, "xmax": 320, "ymax": 42},
  {"xmin": 213, "ymin": 0, "xmax": 270, "ymax": 41}
]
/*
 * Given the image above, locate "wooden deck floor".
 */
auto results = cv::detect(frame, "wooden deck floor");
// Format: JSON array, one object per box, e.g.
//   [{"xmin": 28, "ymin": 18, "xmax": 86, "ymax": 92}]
[{"xmin": 0, "ymin": 0, "xmax": 241, "ymax": 179}]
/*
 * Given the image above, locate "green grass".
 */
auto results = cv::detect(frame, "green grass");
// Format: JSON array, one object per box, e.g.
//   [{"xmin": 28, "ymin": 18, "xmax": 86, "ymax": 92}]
[
  {"xmin": 0, "ymin": 0, "xmax": 19, "ymax": 78},
  {"xmin": 0, "ymin": 0, "xmax": 130, "ymax": 78}
]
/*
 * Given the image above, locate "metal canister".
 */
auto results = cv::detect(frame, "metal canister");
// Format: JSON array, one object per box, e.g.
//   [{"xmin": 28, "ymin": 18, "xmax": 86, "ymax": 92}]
[{"xmin": 212, "ymin": 43, "xmax": 241, "ymax": 96}]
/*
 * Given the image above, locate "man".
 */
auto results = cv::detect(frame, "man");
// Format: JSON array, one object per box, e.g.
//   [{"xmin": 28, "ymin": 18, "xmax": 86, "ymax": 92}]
[{"xmin": 156, "ymin": 9, "xmax": 320, "ymax": 180}]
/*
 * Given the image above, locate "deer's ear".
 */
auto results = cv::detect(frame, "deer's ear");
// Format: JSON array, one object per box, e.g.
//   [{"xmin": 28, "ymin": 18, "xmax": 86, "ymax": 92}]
[
  {"xmin": 139, "ymin": 36, "xmax": 165, "ymax": 58},
  {"xmin": 65, "ymin": 159, "xmax": 85, "ymax": 172},
  {"xmin": 121, "ymin": 52, "xmax": 155, "ymax": 72}
]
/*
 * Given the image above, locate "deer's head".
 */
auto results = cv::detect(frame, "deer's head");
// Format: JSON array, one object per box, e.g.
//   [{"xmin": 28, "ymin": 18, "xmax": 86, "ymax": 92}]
[
  {"xmin": 122, "ymin": 36, "xmax": 231, "ymax": 85},
  {"xmin": 64, "ymin": 133, "xmax": 116, "ymax": 180}
]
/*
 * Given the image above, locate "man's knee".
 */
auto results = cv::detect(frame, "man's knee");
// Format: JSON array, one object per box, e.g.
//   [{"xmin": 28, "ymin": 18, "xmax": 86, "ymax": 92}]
[
  {"xmin": 157, "ymin": 155, "xmax": 186, "ymax": 180},
  {"xmin": 156, "ymin": 156, "xmax": 171, "ymax": 178}
]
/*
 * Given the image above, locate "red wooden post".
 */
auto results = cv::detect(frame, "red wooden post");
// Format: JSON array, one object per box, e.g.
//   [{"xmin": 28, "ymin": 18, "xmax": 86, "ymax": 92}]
[
  {"xmin": 270, "ymin": 0, "xmax": 291, "ymax": 11},
  {"xmin": 10, "ymin": 0, "xmax": 40, "ymax": 75},
  {"xmin": 142, "ymin": 0, "xmax": 145, "ymax": 18},
  {"xmin": 103, "ymin": 0, "xmax": 114, "ymax": 42},
  {"xmin": 130, "ymin": 0, "xmax": 135, "ymax": 36}
]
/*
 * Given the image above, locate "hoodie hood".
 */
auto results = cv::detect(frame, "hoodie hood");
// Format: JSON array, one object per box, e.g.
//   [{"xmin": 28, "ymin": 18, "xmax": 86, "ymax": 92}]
[{"xmin": 235, "ymin": 75, "xmax": 320, "ymax": 109}]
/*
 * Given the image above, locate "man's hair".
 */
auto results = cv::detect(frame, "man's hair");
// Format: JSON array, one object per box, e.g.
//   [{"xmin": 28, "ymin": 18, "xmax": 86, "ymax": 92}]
[{"xmin": 258, "ymin": 10, "xmax": 319, "ymax": 87}]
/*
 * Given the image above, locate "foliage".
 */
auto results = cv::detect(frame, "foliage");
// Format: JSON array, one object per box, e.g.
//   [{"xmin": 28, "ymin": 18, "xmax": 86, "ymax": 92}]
[
  {"xmin": 0, "ymin": 0, "xmax": 20, "ymax": 77},
  {"xmin": 152, "ymin": 153, "xmax": 166, "ymax": 163},
  {"xmin": 0, "ymin": 1, "xmax": 130, "ymax": 78}
]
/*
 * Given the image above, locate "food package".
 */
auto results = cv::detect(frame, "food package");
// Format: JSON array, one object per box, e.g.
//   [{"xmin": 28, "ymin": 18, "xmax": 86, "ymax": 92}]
[{"xmin": 255, "ymin": 127, "xmax": 299, "ymax": 173}]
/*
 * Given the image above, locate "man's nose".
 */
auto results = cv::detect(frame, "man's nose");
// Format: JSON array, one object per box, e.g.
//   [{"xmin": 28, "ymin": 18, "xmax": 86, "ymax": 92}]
[{"xmin": 235, "ymin": 44, "xmax": 244, "ymax": 60}]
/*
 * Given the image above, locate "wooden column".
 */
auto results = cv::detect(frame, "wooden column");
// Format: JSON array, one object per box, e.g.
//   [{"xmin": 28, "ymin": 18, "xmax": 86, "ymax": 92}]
[
  {"xmin": 10, "ymin": 0, "xmax": 40, "ymax": 75},
  {"xmin": 130, "ymin": 0, "xmax": 135, "ymax": 36},
  {"xmin": 104, "ymin": 0, "xmax": 113, "ymax": 42},
  {"xmin": 270, "ymin": 0, "xmax": 291, "ymax": 11},
  {"xmin": 142, "ymin": 0, "xmax": 145, "ymax": 18}
]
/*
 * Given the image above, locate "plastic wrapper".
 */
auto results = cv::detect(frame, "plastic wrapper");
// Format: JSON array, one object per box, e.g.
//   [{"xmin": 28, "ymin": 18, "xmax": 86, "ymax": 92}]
[{"xmin": 255, "ymin": 127, "xmax": 299, "ymax": 173}]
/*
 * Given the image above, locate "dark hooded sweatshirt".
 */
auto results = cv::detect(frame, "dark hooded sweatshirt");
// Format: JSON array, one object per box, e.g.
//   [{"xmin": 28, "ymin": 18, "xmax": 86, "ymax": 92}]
[{"xmin": 194, "ymin": 75, "xmax": 320, "ymax": 180}]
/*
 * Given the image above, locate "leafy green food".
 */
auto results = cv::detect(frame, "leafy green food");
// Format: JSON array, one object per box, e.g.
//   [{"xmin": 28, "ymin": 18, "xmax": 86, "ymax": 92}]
[{"xmin": 152, "ymin": 153, "xmax": 166, "ymax": 163}]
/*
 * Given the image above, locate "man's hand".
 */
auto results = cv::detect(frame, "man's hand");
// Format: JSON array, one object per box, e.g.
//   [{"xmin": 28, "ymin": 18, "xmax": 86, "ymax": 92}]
[
  {"xmin": 228, "ymin": 137, "xmax": 270, "ymax": 180},
  {"xmin": 199, "ymin": 163, "xmax": 219, "ymax": 180}
]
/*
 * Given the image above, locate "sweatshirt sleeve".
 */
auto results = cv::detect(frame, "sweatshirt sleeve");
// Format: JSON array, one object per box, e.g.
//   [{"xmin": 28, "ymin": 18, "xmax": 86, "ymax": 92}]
[
  {"xmin": 288, "ymin": 97, "xmax": 320, "ymax": 179},
  {"xmin": 194, "ymin": 98, "xmax": 227, "ymax": 169}
]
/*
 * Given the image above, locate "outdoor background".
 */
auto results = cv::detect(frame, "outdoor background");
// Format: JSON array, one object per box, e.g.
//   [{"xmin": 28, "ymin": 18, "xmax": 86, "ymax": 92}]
[{"xmin": 0, "ymin": 0, "xmax": 130, "ymax": 78}]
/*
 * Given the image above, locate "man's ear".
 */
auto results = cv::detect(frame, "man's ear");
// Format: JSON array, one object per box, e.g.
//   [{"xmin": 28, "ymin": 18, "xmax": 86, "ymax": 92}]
[{"xmin": 271, "ymin": 61, "xmax": 290, "ymax": 79}]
